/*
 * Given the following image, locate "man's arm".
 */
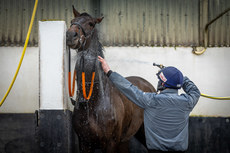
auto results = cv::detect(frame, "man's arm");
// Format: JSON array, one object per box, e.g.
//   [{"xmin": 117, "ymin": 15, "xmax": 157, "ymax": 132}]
[
  {"xmin": 109, "ymin": 72, "xmax": 156, "ymax": 108},
  {"xmin": 182, "ymin": 76, "xmax": 201, "ymax": 109},
  {"xmin": 98, "ymin": 56, "xmax": 155, "ymax": 108}
]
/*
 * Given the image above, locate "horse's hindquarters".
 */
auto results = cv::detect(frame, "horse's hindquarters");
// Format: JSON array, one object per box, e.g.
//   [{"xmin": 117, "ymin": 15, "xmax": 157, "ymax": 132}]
[{"xmin": 118, "ymin": 76, "xmax": 156, "ymax": 142}]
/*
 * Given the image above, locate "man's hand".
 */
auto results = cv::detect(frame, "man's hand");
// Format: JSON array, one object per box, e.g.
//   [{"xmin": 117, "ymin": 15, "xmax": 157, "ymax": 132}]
[{"xmin": 98, "ymin": 56, "xmax": 111, "ymax": 74}]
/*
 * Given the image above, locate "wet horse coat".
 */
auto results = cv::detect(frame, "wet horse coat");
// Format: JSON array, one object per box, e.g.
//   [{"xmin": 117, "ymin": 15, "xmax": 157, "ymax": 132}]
[{"xmin": 66, "ymin": 6, "xmax": 156, "ymax": 153}]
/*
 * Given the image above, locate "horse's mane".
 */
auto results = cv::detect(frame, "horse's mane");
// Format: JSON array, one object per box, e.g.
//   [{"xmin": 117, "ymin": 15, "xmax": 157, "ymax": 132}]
[
  {"xmin": 85, "ymin": 28, "xmax": 104, "ymax": 58},
  {"xmin": 74, "ymin": 25, "xmax": 106, "ymax": 103}
]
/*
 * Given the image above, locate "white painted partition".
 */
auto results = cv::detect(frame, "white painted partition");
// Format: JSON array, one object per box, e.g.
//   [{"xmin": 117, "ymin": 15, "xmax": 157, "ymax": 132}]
[{"xmin": 39, "ymin": 21, "xmax": 68, "ymax": 110}]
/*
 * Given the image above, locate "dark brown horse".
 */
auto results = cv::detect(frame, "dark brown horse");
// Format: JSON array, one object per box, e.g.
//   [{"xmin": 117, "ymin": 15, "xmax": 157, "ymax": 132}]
[{"xmin": 66, "ymin": 6, "xmax": 156, "ymax": 153}]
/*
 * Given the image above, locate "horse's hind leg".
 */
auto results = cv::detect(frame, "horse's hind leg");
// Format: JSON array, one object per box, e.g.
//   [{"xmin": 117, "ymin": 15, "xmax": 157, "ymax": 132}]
[
  {"xmin": 103, "ymin": 140, "xmax": 118, "ymax": 153},
  {"xmin": 79, "ymin": 141, "xmax": 95, "ymax": 153},
  {"xmin": 133, "ymin": 124, "xmax": 146, "ymax": 147},
  {"xmin": 129, "ymin": 124, "xmax": 148, "ymax": 153},
  {"xmin": 128, "ymin": 136, "xmax": 148, "ymax": 153},
  {"xmin": 117, "ymin": 141, "xmax": 130, "ymax": 153},
  {"xmin": 117, "ymin": 136, "xmax": 148, "ymax": 153}
]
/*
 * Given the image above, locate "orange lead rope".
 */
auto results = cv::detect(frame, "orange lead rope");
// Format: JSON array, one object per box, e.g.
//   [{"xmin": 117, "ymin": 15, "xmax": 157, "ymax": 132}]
[
  {"xmin": 68, "ymin": 70, "xmax": 76, "ymax": 97},
  {"xmin": 68, "ymin": 46, "xmax": 95, "ymax": 102},
  {"xmin": 82, "ymin": 72, "xmax": 95, "ymax": 100},
  {"xmin": 68, "ymin": 45, "xmax": 95, "ymax": 100},
  {"xmin": 68, "ymin": 70, "xmax": 95, "ymax": 100}
]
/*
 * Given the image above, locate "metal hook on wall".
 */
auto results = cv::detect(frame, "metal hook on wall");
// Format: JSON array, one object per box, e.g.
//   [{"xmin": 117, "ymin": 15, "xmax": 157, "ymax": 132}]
[{"xmin": 193, "ymin": 7, "xmax": 230, "ymax": 55}]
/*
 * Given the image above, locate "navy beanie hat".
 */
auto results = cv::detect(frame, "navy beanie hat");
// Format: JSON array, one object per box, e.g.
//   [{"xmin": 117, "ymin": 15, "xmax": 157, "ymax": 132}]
[{"xmin": 156, "ymin": 66, "xmax": 183, "ymax": 89}]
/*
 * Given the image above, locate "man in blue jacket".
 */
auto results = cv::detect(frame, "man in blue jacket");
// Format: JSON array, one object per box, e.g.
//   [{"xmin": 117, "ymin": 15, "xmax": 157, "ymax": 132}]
[{"xmin": 98, "ymin": 56, "xmax": 200, "ymax": 153}]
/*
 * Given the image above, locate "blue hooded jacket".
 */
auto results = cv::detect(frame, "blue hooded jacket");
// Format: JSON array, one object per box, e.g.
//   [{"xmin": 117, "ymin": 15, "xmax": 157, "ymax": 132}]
[{"xmin": 108, "ymin": 72, "xmax": 200, "ymax": 151}]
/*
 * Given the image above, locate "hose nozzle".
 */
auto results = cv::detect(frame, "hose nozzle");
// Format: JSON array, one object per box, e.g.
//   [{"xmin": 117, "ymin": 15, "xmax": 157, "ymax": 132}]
[{"xmin": 153, "ymin": 63, "xmax": 165, "ymax": 69}]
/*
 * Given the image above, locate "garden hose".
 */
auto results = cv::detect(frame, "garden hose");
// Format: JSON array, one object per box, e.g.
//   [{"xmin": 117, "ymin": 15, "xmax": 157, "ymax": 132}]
[
  {"xmin": 201, "ymin": 93, "xmax": 230, "ymax": 100},
  {"xmin": 0, "ymin": 0, "xmax": 38, "ymax": 107}
]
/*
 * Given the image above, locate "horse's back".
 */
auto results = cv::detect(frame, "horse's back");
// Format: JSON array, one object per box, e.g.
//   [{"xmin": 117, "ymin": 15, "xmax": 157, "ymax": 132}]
[{"xmin": 126, "ymin": 76, "xmax": 156, "ymax": 93}]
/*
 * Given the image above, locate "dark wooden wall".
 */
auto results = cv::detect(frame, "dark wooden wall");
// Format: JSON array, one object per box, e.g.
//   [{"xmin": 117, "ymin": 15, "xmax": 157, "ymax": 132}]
[{"xmin": 0, "ymin": 113, "xmax": 229, "ymax": 153}]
